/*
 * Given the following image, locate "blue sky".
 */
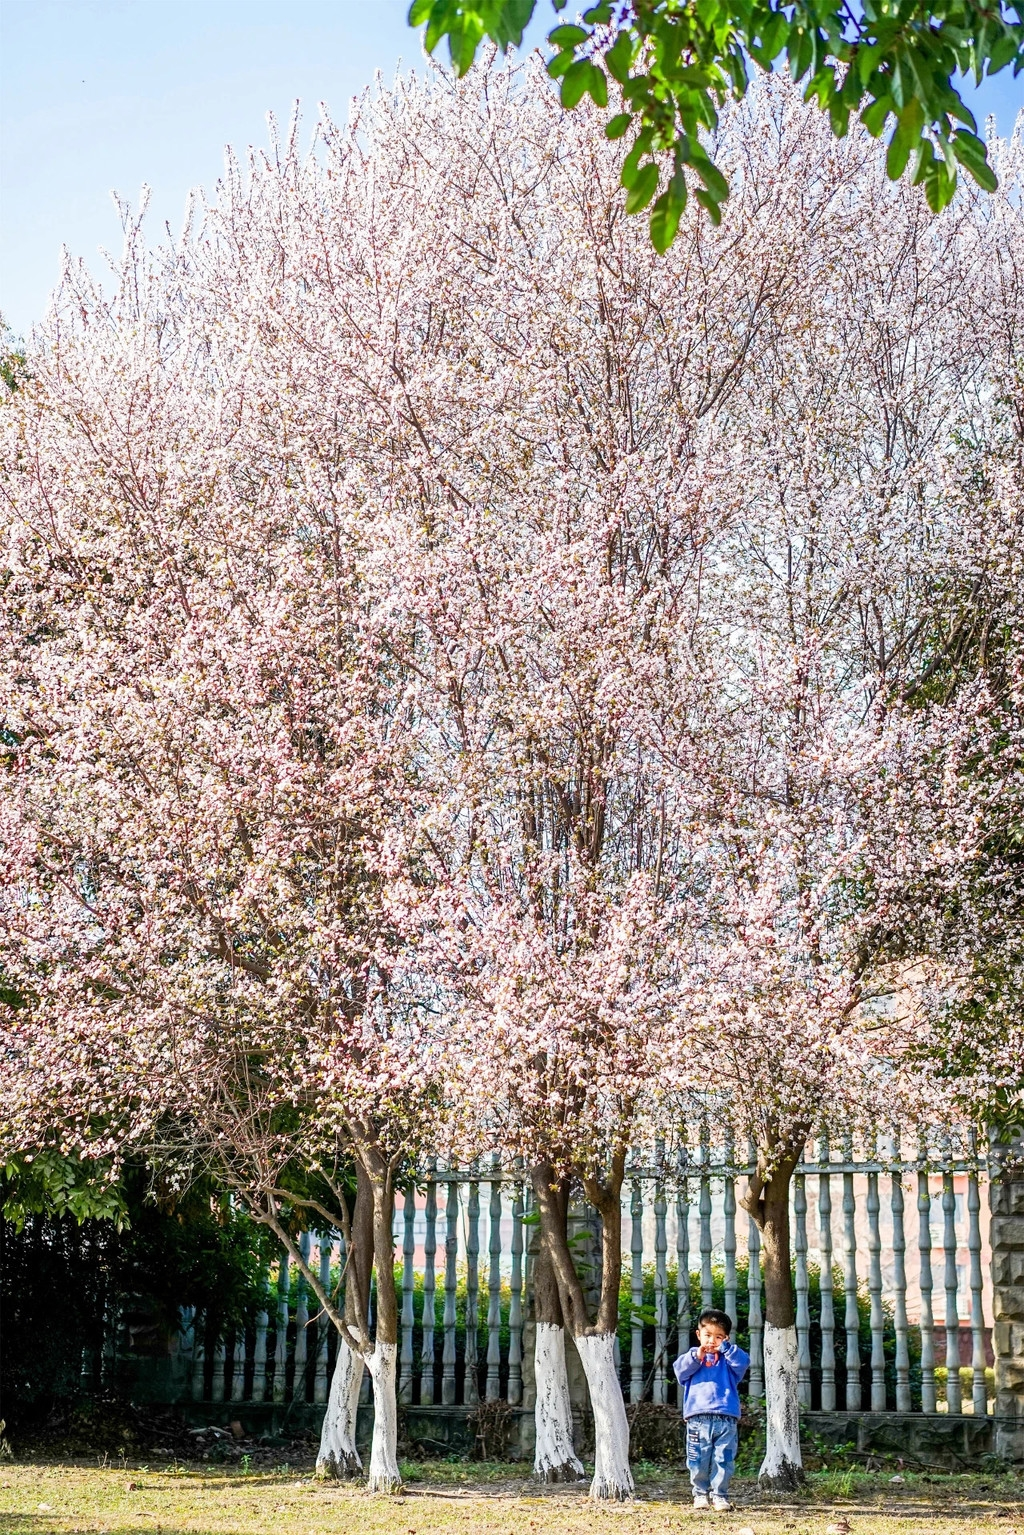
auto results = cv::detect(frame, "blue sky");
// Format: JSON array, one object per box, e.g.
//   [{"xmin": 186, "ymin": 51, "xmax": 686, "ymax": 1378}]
[{"xmin": 2, "ymin": 0, "xmax": 1022, "ymax": 338}]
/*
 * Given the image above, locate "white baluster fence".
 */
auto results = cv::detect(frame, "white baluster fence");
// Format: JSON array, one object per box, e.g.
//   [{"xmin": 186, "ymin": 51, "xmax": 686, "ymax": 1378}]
[{"xmin": 183, "ymin": 1143, "xmax": 995, "ymax": 1420}]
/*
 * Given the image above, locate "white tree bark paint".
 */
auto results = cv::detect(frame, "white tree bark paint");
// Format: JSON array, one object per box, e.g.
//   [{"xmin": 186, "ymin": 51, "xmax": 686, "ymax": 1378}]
[
  {"xmin": 315, "ymin": 1338, "xmax": 364, "ymax": 1478},
  {"xmin": 575, "ymin": 1332, "xmax": 634, "ymax": 1501},
  {"xmin": 365, "ymin": 1341, "xmax": 402, "ymax": 1494},
  {"xmin": 533, "ymin": 1322, "xmax": 585, "ymax": 1482},
  {"xmin": 760, "ymin": 1323, "xmax": 803, "ymax": 1489}
]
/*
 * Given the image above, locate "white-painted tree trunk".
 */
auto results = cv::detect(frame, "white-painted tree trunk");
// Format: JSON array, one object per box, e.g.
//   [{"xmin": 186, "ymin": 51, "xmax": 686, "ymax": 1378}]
[
  {"xmin": 533, "ymin": 1322, "xmax": 585, "ymax": 1483},
  {"xmin": 315, "ymin": 1338, "xmax": 364, "ymax": 1478},
  {"xmin": 760, "ymin": 1323, "xmax": 803, "ymax": 1489},
  {"xmin": 365, "ymin": 1341, "xmax": 402, "ymax": 1494},
  {"xmin": 575, "ymin": 1332, "xmax": 634, "ymax": 1501}
]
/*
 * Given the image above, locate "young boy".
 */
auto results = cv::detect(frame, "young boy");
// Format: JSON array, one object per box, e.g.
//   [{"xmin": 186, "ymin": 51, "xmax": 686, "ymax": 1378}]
[{"xmin": 673, "ymin": 1308, "xmax": 750, "ymax": 1512}]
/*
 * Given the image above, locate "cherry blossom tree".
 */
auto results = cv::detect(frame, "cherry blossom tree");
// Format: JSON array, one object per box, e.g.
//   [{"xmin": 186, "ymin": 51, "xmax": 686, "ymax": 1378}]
[
  {"xmin": 641, "ymin": 118, "xmax": 1024, "ymax": 1486},
  {"xmin": 0, "ymin": 177, "xmax": 454, "ymax": 1489}
]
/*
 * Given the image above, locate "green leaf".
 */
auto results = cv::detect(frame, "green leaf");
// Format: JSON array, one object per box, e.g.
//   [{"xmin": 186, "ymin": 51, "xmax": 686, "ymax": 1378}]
[
  {"xmin": 604, "ymin": 29, "xmax": 634, "ymax": 84},
  {"xmin": 951, "ymin": 129, "xmax": 990, "ymax": 169},
  {"xmin": 408, "ymin": 0, "xmax": 433, "ymax": 24},
  {"xmin": 804, "ymin": 65, "xmax": 833, "ymax": 109},
  {"xmin": 856, "ymin": 42, "xmax": 883, "ymax": 86},
  {"xmin": 560, "ymin": 57, "xmax": 594, "ymax": 108},
  {"xmin": 861, "ymin": 95, "xmax": 893, "ymax": 138},
  {"xmin": 587, "ymin": 62, "xmax": 609, "ymax": 108},
  {"xmin": 620, "ymin": 128, "xmax": 653, "ymax": 189},
  {"xmin": 625, "ymin": 161, "xmax": 660, "ymax": 214},
  {"xmin": 650, "ymin": 184, "xmax": 685, "ymax": 252},
  {"xmin": 829, "ymin": 96, "xmax": 850, "ymax": 138},
  {"xmin": 912, "ymin": 136, "xmax": 936, "ymax": 184},
  {"xmin": 988, "ymin": 32, "xmax": 1020, "ymax": 72},
  {"xmin": 953, "ymin": 132, "xmax": 998, "ymax": 191},
  {"xmin": 759, "ymin": 12, "xmax": 789, "ymax": 60},
  {"xmin": 549, "ymin": 24, "xmax": 588, "ymax": 48},
  {"xmin": 886, "ymin": 98, "xmax": 924, "ymax": 180},
  {"xmin": 694, "ymin": 186, "xmax": 723, "ymax": 224},
  {"xmin": 925, "ymin": 161, "xmax": 957, "ymax": 213},
  {"xmin": 689, "ymin": 151, "xmax": 729, "ymax": 203},
  {"xmin": 605, "ymin": 111, "xmax": 632, "ymax": 140}
]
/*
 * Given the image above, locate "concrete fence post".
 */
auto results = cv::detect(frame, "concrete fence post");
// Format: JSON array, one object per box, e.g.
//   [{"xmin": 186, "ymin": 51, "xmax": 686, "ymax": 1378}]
[{"xmin": 989, "ymin": 1132, "xmax": 1024, "ymax": 1462}]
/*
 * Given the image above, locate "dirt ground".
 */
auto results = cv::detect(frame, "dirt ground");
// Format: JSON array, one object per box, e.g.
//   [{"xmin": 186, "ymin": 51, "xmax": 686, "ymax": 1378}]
[{"xmin": 0, "ymin": 1460, "xmax": 1021, "ymax": 1535}]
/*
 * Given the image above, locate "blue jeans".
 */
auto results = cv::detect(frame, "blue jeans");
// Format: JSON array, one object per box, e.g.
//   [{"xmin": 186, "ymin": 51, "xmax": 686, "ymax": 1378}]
[{"xmin": 685, "ymin": 1412, "xmax": 738, "ymax": 1498}]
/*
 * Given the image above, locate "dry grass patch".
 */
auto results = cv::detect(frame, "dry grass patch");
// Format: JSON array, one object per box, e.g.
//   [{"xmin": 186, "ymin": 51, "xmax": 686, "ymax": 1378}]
[{"xmin": 0, "ymin": 1462, "xmax": 1020, "ymax": 1535}]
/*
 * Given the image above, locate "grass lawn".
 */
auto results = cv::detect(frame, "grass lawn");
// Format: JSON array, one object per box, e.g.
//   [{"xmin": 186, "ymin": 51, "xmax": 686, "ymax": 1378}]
[{"xmin": 0, "ymin": 1461, "xmax": 1021, "ymax": 1535}]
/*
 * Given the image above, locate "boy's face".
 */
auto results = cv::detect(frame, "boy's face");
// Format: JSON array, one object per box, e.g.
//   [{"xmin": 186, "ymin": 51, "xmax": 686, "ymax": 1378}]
[{"xmin": 697, "ymin": 1320, "xmax": 728, "ymax": 1354}]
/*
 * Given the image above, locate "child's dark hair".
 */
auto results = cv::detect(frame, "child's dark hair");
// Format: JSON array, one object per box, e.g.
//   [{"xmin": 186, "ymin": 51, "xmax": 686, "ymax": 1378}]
[{"xmin": 698, "ymin": 1308, "xmax": 733, "ymax": 1335}]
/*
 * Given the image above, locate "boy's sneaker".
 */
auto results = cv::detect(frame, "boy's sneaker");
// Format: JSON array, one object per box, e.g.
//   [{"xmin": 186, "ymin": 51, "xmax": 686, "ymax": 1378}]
[
  {"xmin": 711, "ymin": 1496, "xmax": 732, "ymax": 1512},
  {"xmin": 692, "ymin": 1492, "xmax": 710, "ymax": 1509}
]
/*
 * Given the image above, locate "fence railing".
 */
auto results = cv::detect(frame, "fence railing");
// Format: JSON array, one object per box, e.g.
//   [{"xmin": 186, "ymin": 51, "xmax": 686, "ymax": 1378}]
[{"xmin": 183, "ymin": 1146, "xmax": 993, "ymax": 1418}]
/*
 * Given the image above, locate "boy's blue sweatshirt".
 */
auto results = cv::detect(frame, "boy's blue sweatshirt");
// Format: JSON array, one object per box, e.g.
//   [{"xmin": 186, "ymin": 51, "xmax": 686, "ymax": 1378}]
[{"xmin": 673, "ymin": 1341, "xmax": 750, "ymax": 1419}]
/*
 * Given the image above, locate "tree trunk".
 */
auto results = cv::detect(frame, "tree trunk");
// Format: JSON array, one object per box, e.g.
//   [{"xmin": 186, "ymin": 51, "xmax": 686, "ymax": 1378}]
[
  {"xmin": 534, "ymin": 1154, "xmax": 634, "ymax": 1502},
  {"xmin": 253, "ymin": 1138, "xmax": 401, "ymax": 1491},
  {"xmin": 530, "ymin": 1171, "xmax": 584, "ymax": 1483},
  {"xmin": 575, "ymin": 1333, "xmax": 632, "ymax": 1501},
  {"xmin": 743, "ymin": 1144, "xmax": 805, "ymax": 1492},
  {"xmin": 316, "ymin": 1163, "xmax": 373, "ymax": 1478},
  {"xmin": 361, "ymin": 1142, "xmax": 402, "ymax": 1494},
  {"xmin": 365, "ymin": 1341, "xmax": 400, "ymax": 1493},
  {"xmin": 316, "ymin": 1339, "xmax": 364, "ymax": 1477}
]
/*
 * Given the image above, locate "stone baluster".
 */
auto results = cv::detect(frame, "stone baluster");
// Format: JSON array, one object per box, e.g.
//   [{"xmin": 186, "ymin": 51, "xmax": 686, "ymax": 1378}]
[
  {"xmin": 465, "ymin": 1178, "xmax": 481, "ymax": 1406},
  {"xmin": 867, "ymin": 1170, "xmax": 886, "ymax": 1410},
  {"xmin": 630, "ymin": 1179, "xmax": 644, "ymax": 1403},
  {"xmin": 400, "ymin": 1187, "xmax": 416, "ymax": 1404},
  {"xmin": 212, "ymin": 1331, "xmax": 227, "ymax": 1403},
  {"xmin": 292, "ymin": 1233, "xmax": 310, "ymax": 1404},
  {"xmin": 794, "ymin": 1171, "xmax": 812, "ymax": 1407},
  {"xmin": 890, "ymin": 1176, "xmax": 911, "ymax": 1411},
  {"xmin": 654, "ymin": 1179, "xmax": 668, "ymax": 1405},
  {"xmin": 420, "ymin": 1174, "xmax": 437, "ymax": 1406},
  {"xmin": 676, "ymin": 1177, "xmax": 691, "ymax": 1365},
  {"xmin": 508, "ymin": 1182, "xmax": 524, "ymax": 1405},
  {"xmin": 442, "ymin": 1179, "xmax": 459, "ymax": 1406},
  {"xmin": 747, "ymin": 1215, "xmax": 763, "ymax": 1403},
  {"xmin": 191, "ymin": 1310, "xmax": 206, "ymax": 1402},
  {"xmin": 967, "ymin": 1170, "xmax": 987, "ymax": 1416},
  {"xmin": 231, "ymin": 1323, "xmax": 247, "ymax": 1403},
  {"xmin": 818, "ymin": 1139, "xmax": 835, "ymax": 1412},
  {"xmin": 486, "ymin": 1170, "xmax": 503, "ymax": 1401},
  {"xmin": 842, "ymin": 1156, "xmax": 861, "ymax": 1410},
  {"xmin": 918, "ymin": 1167, "xmax": 937, "ymax": 1413},
  {"xmin": 943, "ymin": 1171, "xmax": 962, "ymax": 1413},
  {"xmin": 723, "ymin": 1146, "xmax": 737, "ymax": 1333},
  {"xmin": 179, "ymin": 1306, "xmax": 195, "ymax": 1399},
  {"xmin": 274, "ymin": 1254, "xmax": 290, "ymax": 1403},
  {"xmin": 314, "ymin": 1237, "xmax": 330, "ymax": 1404},
  {"xmin": 699, "ymin": 1168, "xmax": 714, "ymax": 1310}
]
